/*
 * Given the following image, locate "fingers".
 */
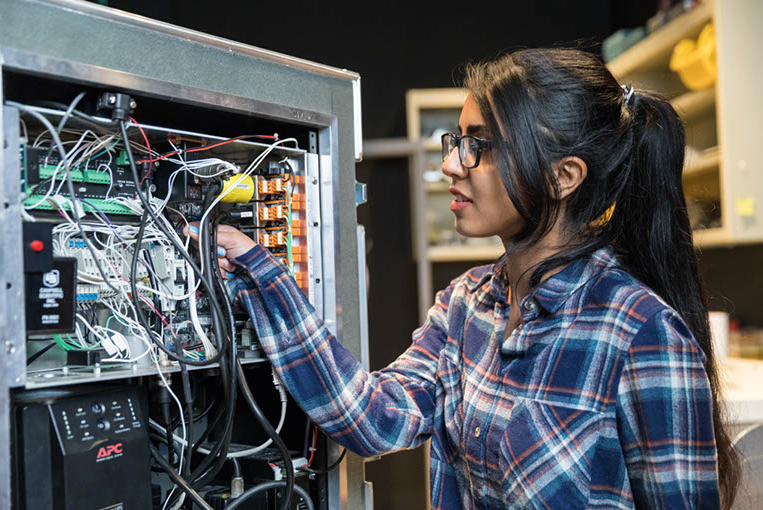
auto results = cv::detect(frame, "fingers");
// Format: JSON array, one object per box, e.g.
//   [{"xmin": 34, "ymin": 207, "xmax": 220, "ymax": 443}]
[{"xmin": 218, "ymin": 257, "xmax": 234, "ymax": 272}]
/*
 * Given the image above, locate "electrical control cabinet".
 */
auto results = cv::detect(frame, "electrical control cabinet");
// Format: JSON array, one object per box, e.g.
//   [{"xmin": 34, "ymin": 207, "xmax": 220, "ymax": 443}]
[{"xmin": 0, "ymin": 1, "xmax": 370, "ymax": 509}]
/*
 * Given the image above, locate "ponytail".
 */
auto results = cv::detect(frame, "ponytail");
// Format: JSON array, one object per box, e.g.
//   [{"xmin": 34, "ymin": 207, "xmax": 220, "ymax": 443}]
[
  {"xmin": 612, "ymin": 91, "xmax": 740, "ymax": 509},
  {"xmin": 464, "ymin": 48, "xmax": 740, "ymax": 508}
]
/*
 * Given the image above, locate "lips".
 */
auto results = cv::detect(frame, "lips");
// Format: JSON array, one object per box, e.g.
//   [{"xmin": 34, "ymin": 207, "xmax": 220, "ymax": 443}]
[
  {"xmin": 449, "ymin": 186, "xmax": 471, "ymax": 202},
  {"xmin": 449, "ymin": 186, "xmax": 472, "ymax": 211}
]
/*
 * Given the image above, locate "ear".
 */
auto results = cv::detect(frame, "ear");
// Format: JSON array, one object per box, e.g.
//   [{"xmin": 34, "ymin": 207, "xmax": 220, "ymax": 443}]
[{"xmin": 553, "ymin": 156, "xmax": 587, "ymax": 200}]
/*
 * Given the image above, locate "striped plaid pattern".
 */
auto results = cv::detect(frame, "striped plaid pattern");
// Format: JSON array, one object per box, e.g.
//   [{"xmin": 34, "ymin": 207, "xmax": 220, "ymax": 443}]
[{"xmin": 231, "ymin": 245, "xmax": 720, "ymax": 509}]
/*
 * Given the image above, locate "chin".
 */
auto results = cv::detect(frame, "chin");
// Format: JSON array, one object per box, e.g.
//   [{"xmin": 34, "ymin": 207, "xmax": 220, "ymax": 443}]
[{"xmin": 454, "ymin": 220, "xmax": 492, "ymax": 239}]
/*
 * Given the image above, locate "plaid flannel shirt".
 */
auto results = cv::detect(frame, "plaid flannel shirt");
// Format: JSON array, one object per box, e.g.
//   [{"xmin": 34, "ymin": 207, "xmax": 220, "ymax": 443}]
[{"xmin": 231, "ymin": 244, "xmax": 720, "ymax": 509}]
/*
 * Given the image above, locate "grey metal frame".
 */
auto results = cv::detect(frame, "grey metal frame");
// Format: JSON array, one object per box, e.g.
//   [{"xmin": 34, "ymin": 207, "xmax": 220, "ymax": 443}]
[{"xmin": 0, "ymin": 0, "xmax": 369, "ymax": 508}]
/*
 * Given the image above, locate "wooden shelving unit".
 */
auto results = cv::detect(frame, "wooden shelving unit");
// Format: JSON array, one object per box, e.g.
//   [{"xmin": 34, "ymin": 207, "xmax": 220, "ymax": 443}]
[{"xmin": 608, "ymin": 0, "xmax": 763, "ymax": 248}]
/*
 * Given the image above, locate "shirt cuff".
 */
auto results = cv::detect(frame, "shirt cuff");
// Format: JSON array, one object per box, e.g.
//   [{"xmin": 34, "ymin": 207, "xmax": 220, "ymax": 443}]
[{"xmin": 231, "ymin": 244, "xmax": 288, "ymax": 282}]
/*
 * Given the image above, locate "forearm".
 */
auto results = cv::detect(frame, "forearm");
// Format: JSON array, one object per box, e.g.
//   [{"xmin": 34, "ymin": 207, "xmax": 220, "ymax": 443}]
[{"xmin": 230, "ymin": 245, "xmax": 435, "ymax": 456}]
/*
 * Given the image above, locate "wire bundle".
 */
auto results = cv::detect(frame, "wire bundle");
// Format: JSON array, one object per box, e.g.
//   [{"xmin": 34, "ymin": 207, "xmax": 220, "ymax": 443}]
[{"xmin": 13, "ymin": 95, "xmax": 326, "ymax": 510}]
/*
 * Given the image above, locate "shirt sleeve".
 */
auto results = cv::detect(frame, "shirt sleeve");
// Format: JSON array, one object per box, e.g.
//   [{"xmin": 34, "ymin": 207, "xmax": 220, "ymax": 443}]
[
  {"xmin": 616, "ymin": 308, "xmax": 720, "ymax": 509},
  {"xmin": 229, "ymin": 244, "xmax": 452, "ymax": 457}
]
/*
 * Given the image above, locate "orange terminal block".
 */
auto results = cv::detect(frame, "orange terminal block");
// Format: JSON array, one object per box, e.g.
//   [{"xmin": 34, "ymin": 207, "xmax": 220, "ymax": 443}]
[
  {"xmin": 258, "ymin": 205, "xmax": 289, "ymax": 221},
  {"xmin": 259, "ymin": 231, "xmax": 287, "ymax": 247},
  {"xmin": 258, "ymin": 179, "xmax": 287, "ymax": 195}
]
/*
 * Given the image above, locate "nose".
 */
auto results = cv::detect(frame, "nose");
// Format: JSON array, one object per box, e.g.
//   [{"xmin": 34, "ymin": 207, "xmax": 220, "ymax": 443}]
[{"xmin": 441, "ymin": 147, "xmax": 468, "ymax": 180}]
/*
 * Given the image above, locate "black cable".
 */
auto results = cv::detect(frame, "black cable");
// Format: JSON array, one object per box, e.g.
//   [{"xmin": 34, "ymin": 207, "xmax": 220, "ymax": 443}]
[
  {"xmin": 37, "ymin": 100, "xmax": 119, "ymax": 129},
  {"xmin": 119, "ymin": 119, "xmax": 228, "ymax": 366},
  {"xmin": 236, "ymin": 360, "xmax": 294, "ymax": 510},
  {"xmin": 169, "ymin": 385, "xmax": 219, "ymax": 431},
  {"xmin": 26, "ymin": 342, "xmax": 56, "ymax": 365},
  {"xmin": 225, "ymin": 481, "xmax": 314, "ymax": 510},
  {"xmin": 149, "ymin": 444, "xmax": 214, "ymax": 510},
  {"xmin": 177, "ymin": 346, "xmax": 194, "ymax": 479},
  {"xmin": 186, "ymin": 205, "xmax": 238, "ymax": 490},
  {"xmin": 305, "ymin": 448, "xmax": 347, "ymax": 475},
  {"xmin": 302, "ymin": 419, "xmax": 312, "ymax": 459}
]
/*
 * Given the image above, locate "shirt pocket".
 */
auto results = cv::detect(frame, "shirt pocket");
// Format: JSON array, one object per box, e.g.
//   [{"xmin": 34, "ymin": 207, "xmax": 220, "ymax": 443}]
[
  {"xmin": 437, "ymin": 353, "xmax": 464, "ymax": 459},
  {"xmin": 498, "ymin": 399, "xmax": 602, "ymax": 509}
]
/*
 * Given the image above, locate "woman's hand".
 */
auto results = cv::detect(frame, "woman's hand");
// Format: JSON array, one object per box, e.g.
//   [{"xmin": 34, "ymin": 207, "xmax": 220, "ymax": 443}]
[{"xmin": 184, "ymin": 222, "xmax": 256, "ymax": 276}]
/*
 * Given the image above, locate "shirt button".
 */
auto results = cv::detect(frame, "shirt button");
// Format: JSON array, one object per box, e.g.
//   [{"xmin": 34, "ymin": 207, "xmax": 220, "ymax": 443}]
[
  {"xmin": 524, "ymin": 300, "xmax": 536, "ymax": 311},
  {"xmin": 474, "ymin": 427, "xmax": 480, "ymax": 438}
]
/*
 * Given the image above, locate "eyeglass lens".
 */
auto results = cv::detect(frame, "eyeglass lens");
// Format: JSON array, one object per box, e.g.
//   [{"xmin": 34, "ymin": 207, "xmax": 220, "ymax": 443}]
[{"xmin": 441, "ymin": 134, "xmax": 477, "ymax": 168}]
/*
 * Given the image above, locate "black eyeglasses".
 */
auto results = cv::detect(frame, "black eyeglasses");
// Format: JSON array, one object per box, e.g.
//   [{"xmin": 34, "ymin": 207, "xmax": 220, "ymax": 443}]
[{"xmin": 441, "ymin": 133, "xmax": 493, "ymax": 169}]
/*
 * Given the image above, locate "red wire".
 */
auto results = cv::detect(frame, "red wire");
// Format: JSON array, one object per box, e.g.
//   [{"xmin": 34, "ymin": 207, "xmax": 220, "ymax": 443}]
[
  {"xmin": 306, "ymin": 426, "xmax": 318, "ymax": 467},
  {"xmin": 129, "ymin": 116, "xmax": 153, "ymax": 188},
  {"xmin": 136, "ymin": 134, "xmax": 278, "ymax": 164}
]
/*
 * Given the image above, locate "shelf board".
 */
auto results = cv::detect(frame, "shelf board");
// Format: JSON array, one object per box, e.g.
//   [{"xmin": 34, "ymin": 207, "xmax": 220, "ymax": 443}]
[
  {"xmin": 422, "ymin": 140, "xmax": 441, "ymax": 151},
  {"xmin": 684, "ymin": 148, "xmax": 719, "ymax": 178},
  {"xmin": 427, "ymin": 244, "xmax": 504, "ymax": 262},
  {"xmin": 671, "ymin": 87, "xmax": 715, "ymax": 119},
  {"xmin": 693, "ymin": 226, "xmax": 728, "ymax": 248},
  {"xmin": 607, "ymin": 2, "xmax": 712, "ymax": 78},
  {"xmin": 424, "ymin": 182, "xmax": 449, "ymax": 193},
  {"xmin": 406, "ymin": 88, "xmax": 468, "ymax": 110}
]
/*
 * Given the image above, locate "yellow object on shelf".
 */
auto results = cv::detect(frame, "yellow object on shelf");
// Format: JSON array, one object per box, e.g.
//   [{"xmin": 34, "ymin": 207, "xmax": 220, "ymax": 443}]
[{"xmin": 670, "ymin": 24, "xmax": 717, "ymax": 90}]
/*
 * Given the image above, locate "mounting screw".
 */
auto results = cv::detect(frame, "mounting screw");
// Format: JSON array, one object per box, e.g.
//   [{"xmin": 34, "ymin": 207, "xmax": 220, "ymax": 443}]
[
  {"xmin": 108, "ymin": 95, "xmax": 116, "ymax": 105},
  {"xmin": 315, "ymin": 278, "xmax": 321, "ymax": 284},
  {"xmin": 313, "ymin": 221, "xmax": 319, "ymax": 227},
  {"xmin": 312, "ymin": 178, "xmax": 318, "ymax": 185},
  {"xmin": 129, "ymin": 99, "xmax": 137, "ymax": 109},
  {"xmin": 5, "ymin": 341, "xmax": 14, "ymax": 354}
]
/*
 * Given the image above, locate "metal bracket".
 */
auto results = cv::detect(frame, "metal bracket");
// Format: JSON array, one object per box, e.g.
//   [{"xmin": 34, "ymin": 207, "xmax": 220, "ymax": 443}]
[{"xmin": 355, "ymin": 181, "xmax": 367, "ymax": 207}]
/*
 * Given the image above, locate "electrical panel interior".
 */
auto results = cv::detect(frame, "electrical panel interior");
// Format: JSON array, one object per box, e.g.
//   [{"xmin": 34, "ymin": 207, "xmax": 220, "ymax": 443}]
[{"xmin": 5, "ymin": 69, "xmax": 339, "ymax": 510}]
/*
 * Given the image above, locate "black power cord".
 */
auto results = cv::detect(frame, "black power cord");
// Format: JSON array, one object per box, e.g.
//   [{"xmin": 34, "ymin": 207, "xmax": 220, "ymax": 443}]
[
  {"xmin": 305, "ymin": 448, "xmax": 347, "ymax": 475},
  {"xmin": 119, "ymin": 118, "xmax": 229, "ymax": 366},
  {"xmin": 236, "ymin": 360, "xmax": 294, "ymax": 510},
  {"xmin": 150, "ymin": 444, "xmax": 214, "ymax": 510},
  {"xmin": 226, "ymin": 481, "xmax": 314, "ymax": 510}
]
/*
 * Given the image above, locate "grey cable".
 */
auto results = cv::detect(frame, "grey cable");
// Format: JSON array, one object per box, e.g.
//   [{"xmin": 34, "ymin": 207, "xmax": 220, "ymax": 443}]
[
  {"xmin": 225, "ymin": 481, "xmax": 314, "ymax": 510},
  {"xmin": 45, "ymin": 91, "xmax": 86, "ymax": 160}
]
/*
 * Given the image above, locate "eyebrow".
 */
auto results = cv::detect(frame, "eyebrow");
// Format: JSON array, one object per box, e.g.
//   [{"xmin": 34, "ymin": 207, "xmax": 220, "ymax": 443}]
[{"xmin": 457, "ymin": 124, "xmax": 489, "ymax": 137}]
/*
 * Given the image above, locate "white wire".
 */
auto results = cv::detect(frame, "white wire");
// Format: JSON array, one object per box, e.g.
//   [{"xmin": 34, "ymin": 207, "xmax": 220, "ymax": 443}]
[
  {"xmin": 197, "ymin": 137, "xmax": 296, "ymax": 275},
  {"xmin": 148, "ymin": 397, "xmax": 288, "ymax": 458}
]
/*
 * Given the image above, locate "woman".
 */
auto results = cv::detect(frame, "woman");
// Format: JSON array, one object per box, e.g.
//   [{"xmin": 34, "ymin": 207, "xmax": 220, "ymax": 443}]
[{"xmin": 191, "ymin": 49, "xmax": 738, "ymax": 509}]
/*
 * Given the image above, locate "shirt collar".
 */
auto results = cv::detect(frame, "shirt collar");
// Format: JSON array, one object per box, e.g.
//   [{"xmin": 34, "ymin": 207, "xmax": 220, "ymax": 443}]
[{"xmin": 474, "ymin": 246, "xmax": 620, "ymax": 314}]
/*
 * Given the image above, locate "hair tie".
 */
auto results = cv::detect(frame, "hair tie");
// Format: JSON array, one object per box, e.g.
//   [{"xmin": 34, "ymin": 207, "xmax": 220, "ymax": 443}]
[{"xmin": 621, "ymin": 85, "xmax": 635, "ymax": 105}]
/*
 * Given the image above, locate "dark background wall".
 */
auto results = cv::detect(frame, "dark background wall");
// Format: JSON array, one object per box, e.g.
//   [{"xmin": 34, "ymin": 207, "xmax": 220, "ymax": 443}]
[{"xmin": 93, "ymin": 2, "xmax": 760, "ymax": 509}]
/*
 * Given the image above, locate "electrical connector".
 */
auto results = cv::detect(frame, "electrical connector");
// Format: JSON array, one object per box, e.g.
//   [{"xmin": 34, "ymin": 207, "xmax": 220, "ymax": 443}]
[
  {"xmin": 96, "ymin": 92, "xmax": 136, "ymax": 122},
  {"xmin": 259, "ymin": 232, "xmax": 287, "ymax": 247},
  {"xmin": 257, "ymin": 179, "xmax": 287, "ymax": 195},
  {"xmin": 258, "ymin": 205, "xmax": 289, "ymax": 221}
]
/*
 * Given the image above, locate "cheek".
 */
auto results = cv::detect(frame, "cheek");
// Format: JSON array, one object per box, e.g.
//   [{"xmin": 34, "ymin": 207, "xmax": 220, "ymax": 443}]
[{"xmin": 478, "ymin": 180, "xmax": 521, "ymax": 234}]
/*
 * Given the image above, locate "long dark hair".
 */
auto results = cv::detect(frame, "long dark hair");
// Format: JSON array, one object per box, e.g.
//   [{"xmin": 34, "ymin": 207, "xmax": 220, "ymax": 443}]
[{"xmin": 464, "ymin": 48, "xmax": 739, "ymax": 507}]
